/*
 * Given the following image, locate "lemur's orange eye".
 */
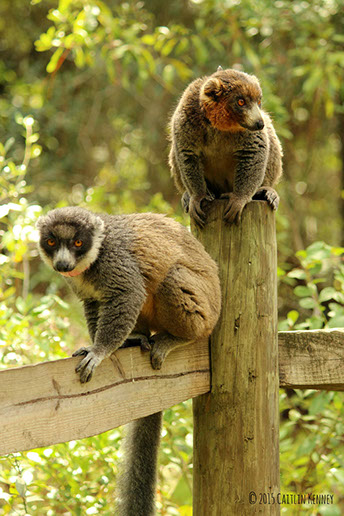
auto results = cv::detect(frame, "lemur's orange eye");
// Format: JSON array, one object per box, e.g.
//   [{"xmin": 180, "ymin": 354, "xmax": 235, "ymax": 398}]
[
  {"xmin": 47, "ymin": 238, "xmax": 56, "ymax": 247},
  {"xmin": 258, "ymin": 99, "xmax": 262, "ymax": 106},
  {"xmin": 237, "ymin": 98, "xmax": 245, "ymax": 107},
  {"xmin": 74, "ymin": 239, "xmax": 83, "ymax": 247}
]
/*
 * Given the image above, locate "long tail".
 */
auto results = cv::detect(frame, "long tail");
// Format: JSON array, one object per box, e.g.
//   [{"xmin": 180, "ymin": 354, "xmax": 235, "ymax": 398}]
[{"xmin": 116, "ymin": 412, "xmax": 163, "ymax": 516}]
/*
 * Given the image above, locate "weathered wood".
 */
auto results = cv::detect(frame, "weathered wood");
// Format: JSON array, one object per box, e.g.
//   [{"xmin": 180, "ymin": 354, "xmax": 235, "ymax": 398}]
[
  {"xmin": 0, "ymin": 339, "xmax": 210, "ymax": 455},
  {"xmin": 279, "ymin": 328, "xmax": 344, "ymax": 390},
  {"xmin": 192, "ymin": 200, "xmax": 280, "ymax": 516},
  {"xmin": 1, "ymin": 323, "xmax": 344, "ymax": 458}
]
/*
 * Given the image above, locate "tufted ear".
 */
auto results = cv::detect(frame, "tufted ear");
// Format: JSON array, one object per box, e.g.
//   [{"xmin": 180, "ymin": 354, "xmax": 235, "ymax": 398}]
[
  {"xmin": 200, "ymin": 78, "xmax": 225, "ymax": 102},
  {"xmin": 217, "ymin": 65, "xmax": 223, "ymax": 71},
  {"xmin": 36, "ymin": 215, "xmax": 43, "ymax": 230},
  {"xmin": 93, "ymin": 215, "xmax": 105, "ymax": 237}
]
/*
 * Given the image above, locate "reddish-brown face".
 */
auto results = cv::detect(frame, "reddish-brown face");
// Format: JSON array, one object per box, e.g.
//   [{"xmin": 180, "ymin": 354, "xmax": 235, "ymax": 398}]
[{"xmin": 200, "ymin": 70, "xmax": 264, "ymax": 132}]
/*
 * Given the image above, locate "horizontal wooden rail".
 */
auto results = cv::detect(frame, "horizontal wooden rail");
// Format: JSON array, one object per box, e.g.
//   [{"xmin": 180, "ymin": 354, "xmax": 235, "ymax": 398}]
[
  {"xmin": 279, "ymin": 329, "xmax": 344, "ymax": 390},
  {"xmin": 0, "ymin": 328, "xmax": 344, "ymax": 455},
  {"xmin": 0, "ymin": 339, "xmax": 210, "ymax": 455}
]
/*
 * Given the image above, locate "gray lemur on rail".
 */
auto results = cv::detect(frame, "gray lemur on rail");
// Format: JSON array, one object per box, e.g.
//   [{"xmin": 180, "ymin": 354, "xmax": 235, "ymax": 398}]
[
  {"xmin": 37, "ymin": 206, "xmax": 221, "ymax": 515},
  {"xmin": 168, "ymin": 67, "xmax": 283, "ymax": 226}
]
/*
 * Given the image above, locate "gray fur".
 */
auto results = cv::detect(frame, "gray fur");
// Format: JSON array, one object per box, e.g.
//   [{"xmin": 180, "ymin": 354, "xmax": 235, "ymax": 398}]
[
  {"xmin": 116, "ymin": 412, "xmax": 162, "ymax": 516},
  {"xmin": 168, "ymin": 68, "xmax": 283, "ymax": 226},
  {"xmin": 37, "ymin": 206, "xmax": 221, "ymax": 514}
]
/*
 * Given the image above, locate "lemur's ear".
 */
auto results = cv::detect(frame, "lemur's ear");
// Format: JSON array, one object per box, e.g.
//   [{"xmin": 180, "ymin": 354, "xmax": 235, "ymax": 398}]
[
  {"xmin": 36, "ymin": 215, "xmax": 45, "ymax": 230},
  {"xmin": 201, "ymin": 78, "xmax": 224, "ymax": 102},
  {"xmin": 94, "ymin": 215, "xmax": 105, "ymax": 233},
  {"xmin": 217, "ymin": 65, "xmax": 223, "ymax": 71}
]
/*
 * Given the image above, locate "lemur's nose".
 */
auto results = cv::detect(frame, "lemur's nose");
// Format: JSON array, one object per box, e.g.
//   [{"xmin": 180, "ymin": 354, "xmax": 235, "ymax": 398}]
[
  {"xmin": 255, "ymin": 119, "xmax": 264, "ymax": 130},
  {"xmin": 55, "ymin": 261, "xmax": 74, "ymax": 272}
]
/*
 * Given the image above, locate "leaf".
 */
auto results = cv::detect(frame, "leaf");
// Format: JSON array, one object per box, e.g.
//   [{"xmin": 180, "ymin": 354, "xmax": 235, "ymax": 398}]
[
  {"xmin": 278, "ymin": 319, "xmax": 290, "ymax": 331},
  {"xmin": 299, "ymin": 297, "xmax": 316, "ymax": 309},
  {"xmin": 303, "ymin": 67, "xmax": 323, "ymax": 95},
  {"xmin": 15, "ymin": 297, "xmax": 26, "ymax": 314},
  {"xmin": 332, "ymin": 246, "xmax": 344, "ymax": 256},
  {"xmin": 140, "ymin": 49, "xmax": 156, "ymax": 74},
  {"xmin": 277, "ymin": 266, "xmax": 285, "ymax": 277},
  {"xmin": 328, "ymin": 315, "xmax": 344, "ymax": 328},
  {"xmin": 319, "ymin": 287, "xmax": 337, "ymax": 303},
  {"xmin": 305, "ymin": 241, "xmax": 331, "ymax": 260},
  {"xmin": 309, "ymin": 392, "xmax": 331, "ymax": 415},
  {"xmin": 296, "ymin": 434, "xmax": 317, "ymax": 457},
  {"xmin": 4, "ymin": 137, "xmax": 15, "ymax": 153},
  {"xmin": 15, "ymin": 479, "xmax": 26, "ymax": 498},
  {"xmin": 46, "ymin": 47, "xmax": 64, "ymax": 73},
  {"xmin": 287, "ymin": 310, "xmax": 299, "ymax": 324},
  {"xmin": 141, "ymin": 34, "xmax": 156, "ymax": 45},
  {"xmin": 294, "ymin": 285, "xmax": 313, "ymax": 297},
  {"xmin": 162, "ymin": 64, "xmax": 175, "ymax": 83},
  {"xmin": 287, "ymin": 268, "xmax": 306, "ymax": 280},
  {"xmin": 74, "ymin": 47, "xmax": 85, "ymax": 68},
  {"xmin": 330, "ymin": 468, "xmax": 344, "ymax": 484},
  {"xmin": 306, "ymin": 316, "xmax": 324, "ymax": 330},
  {"xmin": 161, "ymin": 38, "xmax": 177, "ymax": 57}
]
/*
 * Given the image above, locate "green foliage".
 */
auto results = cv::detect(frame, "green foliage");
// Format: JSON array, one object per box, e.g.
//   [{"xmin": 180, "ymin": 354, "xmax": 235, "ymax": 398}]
[
  {"xmin": 2, "ymin": 0, "xmax": 344, "ymax": 249},
  {"xmin": 1, "ymin": 0, "xmax": 344, "ymax": 514},
  {"xmin": 279, "ymin": 241, "xmax": 344, "ymax": 330},
  {"xmin": 280, "ymin": 389, "xmax": 344, "ymax": 515},
  {"xmin": 0, "ymin": 126, "xmax": 192, "ymax": 514},
  {"xmin": 278, "ymin": 242, "xmax": 344, "ymax": 515}
]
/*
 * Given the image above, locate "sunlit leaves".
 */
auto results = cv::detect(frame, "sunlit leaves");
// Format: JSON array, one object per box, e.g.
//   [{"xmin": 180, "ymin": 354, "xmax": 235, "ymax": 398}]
[{"xmin": 279, "ymin": 241, "xmax": 344, "ymax": 331}]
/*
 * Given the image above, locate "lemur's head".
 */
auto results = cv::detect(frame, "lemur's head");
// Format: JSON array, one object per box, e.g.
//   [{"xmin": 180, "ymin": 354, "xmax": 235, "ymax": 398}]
[
  {"xmin": 200, "ymin": 68, "xmax": 264, "ymax": 132},
  {"xmin": 37, "ymin": 207, "xmax": 105, "ymax": 277}
]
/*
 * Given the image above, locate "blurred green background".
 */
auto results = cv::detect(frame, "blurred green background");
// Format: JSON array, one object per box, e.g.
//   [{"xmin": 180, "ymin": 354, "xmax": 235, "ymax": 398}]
[{"xmin": 1, "ymin": 1, "xmax": 344, "ymax": 514}]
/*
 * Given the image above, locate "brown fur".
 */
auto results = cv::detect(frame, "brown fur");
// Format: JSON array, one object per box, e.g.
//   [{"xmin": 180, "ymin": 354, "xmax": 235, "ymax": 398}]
[
  {"xmin": 127, "ymin": 214, "xmax": 221, "ymax": 356},
  {"xmin": 38, "ymin": 207, "xmax": 222, "ymax": 516},
  {"xmin": 202, "ymin": 96, "xmax": 246, "ymax": 132},
  {"xmin": 200, "ymin": 76, "xmax": 261, "ymax": 132},
  {"xmin": 168, "ymin": 68, "xmax": 283, "ymax": 226}
]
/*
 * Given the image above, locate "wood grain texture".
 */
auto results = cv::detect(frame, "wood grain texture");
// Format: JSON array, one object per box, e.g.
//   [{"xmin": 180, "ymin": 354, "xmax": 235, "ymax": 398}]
[
  {"xmin": 279, "ymin": 329, "xmax": 344, "ymax": 390},
  {"xmin": 0, "ymin": 339, "xmax": 210, "ymax": 455},
  {"xmin": 192, "ymin": 200, "xmax": 280, "ymax": 516}
]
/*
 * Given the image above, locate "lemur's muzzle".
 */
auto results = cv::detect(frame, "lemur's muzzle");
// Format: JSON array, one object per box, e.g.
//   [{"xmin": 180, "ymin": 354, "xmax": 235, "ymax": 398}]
[{"xmin": 254, "ymin": 119, "xmax": 264, "ymax": 130}]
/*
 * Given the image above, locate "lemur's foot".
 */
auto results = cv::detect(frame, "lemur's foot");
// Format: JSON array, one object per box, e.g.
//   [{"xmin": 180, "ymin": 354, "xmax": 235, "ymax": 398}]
[
  {"xmin": 150, "ymin": 344, "xmax": 167, "ymax": 370},
  {"xmin": 121, "ymin": 333, "xmax": 151, "ymax": 351},
  {"xmin": 72, "ymin": 346, "xmax": 92, "ymax": 357},
  {"xmin": 253, "ymin": 186, "xmax": 279, "ymax": 210},
  {"xmin": 188, "ymin": 193, "xmax": 214, "ymax": 228},
  {"xmin": 221, "ymin": 192, "xmax": 250, "ymax": 224},
  {"xmin": 73, "ymin": 346, "xmax": 105, "ymax": 383}
]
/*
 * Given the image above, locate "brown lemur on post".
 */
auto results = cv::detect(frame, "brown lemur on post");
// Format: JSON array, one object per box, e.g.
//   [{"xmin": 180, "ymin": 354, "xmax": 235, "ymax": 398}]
[
  {"xmin": 36, "ymin": 206, "xmax": 221, "ymax": 515},
  {"xmin": 168, "ymin": 66, "xmax": 283, "ymax": 226}
]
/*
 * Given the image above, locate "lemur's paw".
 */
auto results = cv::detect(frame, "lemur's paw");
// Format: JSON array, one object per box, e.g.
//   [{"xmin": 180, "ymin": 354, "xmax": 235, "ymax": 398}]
[
  {"xmin": 188, "ymin": 193, "xmax": 214, "ymax": 227},
  {"xmin": 253, "ymin": 187, "xmax": 279, "ymax": 211},
  {"xmin": 72, "ymin": 346, "xmax": 92, "ymax": 357},
  {"xmin": 121, "ymin": 334, "xmax": 151, "ymax": 351},
  {"xmin": 150, "ymin": 344, "xmax": 167, "ymax": 370},
  {"xmin": 74, "ymin": 347, "xmax": 103, "ymax": 383},
  {"xmin": 221, "ymin": 192, "xmax": 250, "ymax": 224}
]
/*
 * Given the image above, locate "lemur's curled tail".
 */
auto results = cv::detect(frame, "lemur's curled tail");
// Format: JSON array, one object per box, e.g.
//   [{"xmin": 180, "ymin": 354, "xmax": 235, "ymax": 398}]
[{"xmin": 116, "ymin": 412, "xmax": 163, "ymax": 515}]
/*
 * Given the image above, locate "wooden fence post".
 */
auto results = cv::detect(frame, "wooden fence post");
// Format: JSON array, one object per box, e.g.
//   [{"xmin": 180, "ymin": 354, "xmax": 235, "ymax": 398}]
[{"xmin": 192, "ymin": 200, "xmax": 280, "ymax": 515}]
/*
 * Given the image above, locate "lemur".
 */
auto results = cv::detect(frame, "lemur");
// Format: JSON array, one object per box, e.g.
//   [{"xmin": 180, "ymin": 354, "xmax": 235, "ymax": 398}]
[
  {"xmin": 37, "ymin": 206, "xmax": 221, "ymax": 515},
  {"xmin": 168, "ymin": 67, "xmax": 283, "ymax": 226}
]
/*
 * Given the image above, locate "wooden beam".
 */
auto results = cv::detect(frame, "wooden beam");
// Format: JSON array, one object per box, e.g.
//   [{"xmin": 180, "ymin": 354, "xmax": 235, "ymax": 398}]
[
  {"xmin": 192, "ymin": 201, "xmax": 280, "ymax": 516},
  {"xmin": 0, "ymin": 339, "xmax": 210, "ymax": 455},
  {"xmin": 1, "ymin": 325, "xmax": 344, "ymax": 457},
  {"xmin": 279, "ymin": 328, "xmax": 344, "ymax": 390}
]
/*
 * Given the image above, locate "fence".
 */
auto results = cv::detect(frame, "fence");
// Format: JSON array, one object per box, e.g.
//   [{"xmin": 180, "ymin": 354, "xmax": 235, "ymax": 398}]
[{"xmin": 1, "ymin": 200, "xmax": 343, "ymax": 515}]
